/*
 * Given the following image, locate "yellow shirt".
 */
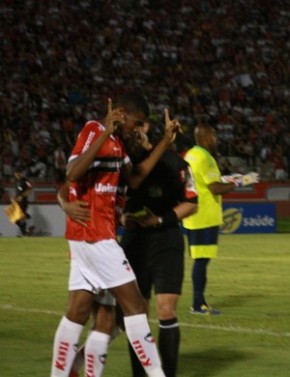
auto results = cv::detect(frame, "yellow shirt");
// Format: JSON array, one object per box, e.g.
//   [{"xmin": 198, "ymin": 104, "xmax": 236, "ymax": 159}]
[{"xmin": 183, "ymin": 146, "xmax": 223, "ymax": 229}]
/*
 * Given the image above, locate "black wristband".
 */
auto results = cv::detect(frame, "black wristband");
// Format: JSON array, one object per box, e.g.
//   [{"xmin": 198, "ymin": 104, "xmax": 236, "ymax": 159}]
[{"xmin": 161, "ymin": 209, "xmax": 178, "ymax": 228}]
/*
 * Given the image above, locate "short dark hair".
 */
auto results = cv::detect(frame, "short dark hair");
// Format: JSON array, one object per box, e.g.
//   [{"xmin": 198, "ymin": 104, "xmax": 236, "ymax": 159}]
[{"xmin": 116, "ymin": 90, "xmax": 150, "ymax": 118}]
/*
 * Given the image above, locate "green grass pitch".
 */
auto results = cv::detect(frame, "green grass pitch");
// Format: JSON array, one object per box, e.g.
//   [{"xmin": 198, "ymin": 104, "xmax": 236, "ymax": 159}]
[{"xmin": 0, "ymin": 234, "xmax": 289, "ymax": 377}]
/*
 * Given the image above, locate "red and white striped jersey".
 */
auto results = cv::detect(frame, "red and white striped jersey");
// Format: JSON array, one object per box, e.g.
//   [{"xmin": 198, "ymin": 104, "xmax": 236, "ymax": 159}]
[{"xmin": 65, "ymin": 120, "xmax": 130, "ymax": 242}]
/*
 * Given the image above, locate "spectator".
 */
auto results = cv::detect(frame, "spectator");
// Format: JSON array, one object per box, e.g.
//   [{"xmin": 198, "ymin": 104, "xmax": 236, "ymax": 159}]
[
  {"xmin": 2, "ymin": 147, "xmax": 15, "ymax": 181},
  {"xmin": 28, "ymin": 157, "xmax": 48, "ymax": 179},
  {"xmin": 53, "ymin": 144, "xmax": 67, "ymax": 183},
  {"xmin": 0, "ymin": 0, "xmax": 289, "ymax": 182},
  {"xmin": 241, "ymin": 139, "xmax": 256, "ymax": 168},
  {"xmin": 0, "ymin": 184, "xmax": 9, "ymax": 204},
  {"xmin": 219, "ymin": 157, "xmax": 233, "ymax": 176},
  {"xmin": 260, "ymin": 142, "xmax": 272, "ymax": 164},
  {"xmin": 271, "ymin": 146, "xmax": 287, "ymax": 182}
]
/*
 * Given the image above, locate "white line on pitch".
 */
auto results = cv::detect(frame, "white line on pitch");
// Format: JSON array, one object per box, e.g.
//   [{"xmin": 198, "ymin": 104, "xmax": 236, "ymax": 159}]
[
  {"xmin": 151, "ymin": 319, "xmax": 290, "ymax": 337},
  {"xmin": 1, "ymin": 304, "xmax": 289, "ymax": 338},
  {"xmin": 219, "ymin": 256, "xmax": 289, "ymax": 262},
  {"xmin": 0, "ymin": 304, "xmax": 61, "ymax": 316}
]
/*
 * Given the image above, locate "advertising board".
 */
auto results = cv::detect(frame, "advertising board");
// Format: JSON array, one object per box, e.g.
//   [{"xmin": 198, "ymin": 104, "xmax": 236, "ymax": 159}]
[{"xmin": 221, "ymin": 203, "xmax": 276, "ymax": 234}]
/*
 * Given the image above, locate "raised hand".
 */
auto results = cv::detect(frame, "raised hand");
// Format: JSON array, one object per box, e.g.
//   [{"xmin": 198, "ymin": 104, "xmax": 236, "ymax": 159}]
[
  {"xmin": 103, "ymin": 98, "xmax": 125, "ymax": 135},
  {"xmin": 164, "ymin": 108, "xmax": 181, "ymax": 143}
]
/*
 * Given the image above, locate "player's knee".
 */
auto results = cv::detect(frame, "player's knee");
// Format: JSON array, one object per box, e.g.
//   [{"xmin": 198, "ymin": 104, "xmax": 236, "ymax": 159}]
[
  {"xmin": 110, "ymin": 282, "xmax": 147, "ymax": 316},
  {"xmin": 93, "ymin": 305, "xmax": 116, "ymax": 333},
  {"xmin": 66, "ymin": 305, "xmax": 91, "ymax": 325},
  {"xmin": 157, "ymin": 303, "xmax": 176, "ymax": 320},
  {"xmin": 121, "ymin": 295, "xmax": 147, "ymax": 316}
]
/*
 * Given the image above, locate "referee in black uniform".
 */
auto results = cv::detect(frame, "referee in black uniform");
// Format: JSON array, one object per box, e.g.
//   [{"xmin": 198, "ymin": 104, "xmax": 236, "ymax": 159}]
[
  {"xmin": 120, "ymin": 130, "xmax": 198, "ymax": 377},
  {"xmin": 13, "ymin": 169, "xmax": 32, "ymax": 236}
]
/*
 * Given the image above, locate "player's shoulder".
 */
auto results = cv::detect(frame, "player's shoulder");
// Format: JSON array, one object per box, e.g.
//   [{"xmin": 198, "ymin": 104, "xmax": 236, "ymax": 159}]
[
  {"xmin": 82, "ymin": 120, "xmax": 104, "ymax": 133},
  {"xmin": 184, "ymin": 146, "xmax": 207, "ymax": 163},
  {"xmin": 76, "ymin": 120, "xmax": 105, "ymax": 141}
]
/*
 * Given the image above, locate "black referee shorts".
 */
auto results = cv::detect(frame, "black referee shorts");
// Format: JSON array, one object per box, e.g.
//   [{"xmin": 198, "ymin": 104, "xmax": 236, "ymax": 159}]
[{"xmin": 120, "ymin": 227, "xmax": 184, "ymax": 299}]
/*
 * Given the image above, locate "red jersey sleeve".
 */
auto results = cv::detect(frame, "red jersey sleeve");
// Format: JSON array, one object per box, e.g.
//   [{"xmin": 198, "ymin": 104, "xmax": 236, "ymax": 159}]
[
  {"xmin": 181, "ymin": 164, "xmax": 198, "ymax": 203},
  {"xmin": 69, "ymin": 121, "xmax": 102, "ymax": 160}
]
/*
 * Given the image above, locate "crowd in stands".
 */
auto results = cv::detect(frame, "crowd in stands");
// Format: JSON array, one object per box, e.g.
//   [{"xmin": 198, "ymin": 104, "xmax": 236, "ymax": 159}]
[{"xmin": 1, "ymin": 0, "xmax": 290, "ymax": 184}]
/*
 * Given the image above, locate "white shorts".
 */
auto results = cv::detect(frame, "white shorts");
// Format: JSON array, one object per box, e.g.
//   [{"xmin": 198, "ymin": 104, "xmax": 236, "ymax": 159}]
[{"xmin": 68, "ymin": 239, "xmax": 136, "ymax": 294}]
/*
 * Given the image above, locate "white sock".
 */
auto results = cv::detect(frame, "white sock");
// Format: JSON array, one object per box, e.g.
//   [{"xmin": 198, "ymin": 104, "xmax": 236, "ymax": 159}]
[
  {"xmin": 85, "ymin": 331, "xmax": 110, "ymax": 377},
  {"xmin": 124, "ymin": 314, "xmax": 165, "ymax": 377},
  {"xmin": 70, "ymin": 327, "xmax": 121, "ymax": 374},
  {"xmin": 51, "ymin": 316, "xmax": 83, "ymax": 377}
]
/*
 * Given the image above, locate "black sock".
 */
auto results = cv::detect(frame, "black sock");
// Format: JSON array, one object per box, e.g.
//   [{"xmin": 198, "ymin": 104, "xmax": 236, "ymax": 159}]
[
  {"xmin": 127, "ymin": 341, "xmax": 146, "ymax": 377},
  {"xmin": 192, "ymin": 258, "xmax": 210, "ymax": 309},
  {"xmin": 16, "ymin": 220, "xmax": 27, "ymax": 235},
  {"xmin": 159, "ymin": 318, "xmax": 180, "ymax": 377}
]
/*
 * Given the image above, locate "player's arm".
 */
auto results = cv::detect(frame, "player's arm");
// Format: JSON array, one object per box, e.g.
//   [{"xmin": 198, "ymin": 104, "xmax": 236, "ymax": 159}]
[
  {"xmin": 129, "ymin": 163, "xmax": 198, "ymax": 228},
  {"xmin": 172, "ymin": 163, "xmax": 198, "ymax": 220},
  {"xmin": 67, "ymin": 131, "xmax": 110, "ymax": 181},
  {"xmin": 193, "ymin": 154, "xmax": 241, "ymax": 196},
  {"xmin": 15, "ymin": 181, "xmax": 32, "ymax": 202},
  {"xmin": 57, "ymin": 181, "xmax": 90, "ymax": 226},
  {"xmin": 57, "ymin": 181, "xmax": 70, "ymax": 209},
  {"xmin": 208, "ymin": 181, "xmax": 236, "ymax": 195},
  {"xmin": 127, "ymin": 109, "xmax": 180, "ymax": 189},
  {"xmin": 67, "ymin": 99, "xmax": 125, "ymax": 182},
  {"xmin": 129, "ymin": 200, "xmax": 197, "ymax": 229},
  {"xmin": 168, "ymin": 200, "xmax": 197, "ymax": 224},
  {"xmin": 155, "ymin": 163, "xmax": 198, "ymax": 227},
  {"xmin": 209, "ymin": 172, "xmax": 260, "ymax": 195}
]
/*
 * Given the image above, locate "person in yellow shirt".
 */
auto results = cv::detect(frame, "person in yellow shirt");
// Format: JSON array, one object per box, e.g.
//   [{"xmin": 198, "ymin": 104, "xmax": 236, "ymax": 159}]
[{"xmin": 182, "ymin": 124, "xmax": 259, "ymax": 314}]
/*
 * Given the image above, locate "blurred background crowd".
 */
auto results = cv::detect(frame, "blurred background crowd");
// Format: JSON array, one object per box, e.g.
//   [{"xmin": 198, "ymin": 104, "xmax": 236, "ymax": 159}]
[{"xmin": 1, "ymin": 0, "xmax": 290, "ymax": 185}]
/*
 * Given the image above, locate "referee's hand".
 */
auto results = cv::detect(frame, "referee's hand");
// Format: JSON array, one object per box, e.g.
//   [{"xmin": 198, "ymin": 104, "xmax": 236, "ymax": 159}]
[
  {"xmin": 133, "ymin": 207, "xmax": 160, "ymax": 228},
  {"xmin": 164, "ymin": 108, "xmax": 181, "ymax": 143}
]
